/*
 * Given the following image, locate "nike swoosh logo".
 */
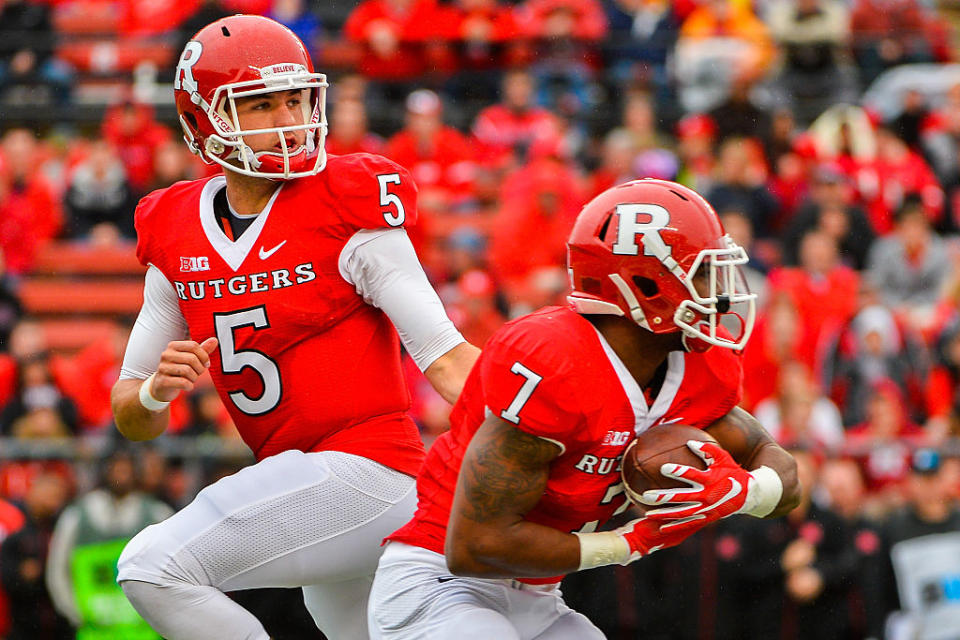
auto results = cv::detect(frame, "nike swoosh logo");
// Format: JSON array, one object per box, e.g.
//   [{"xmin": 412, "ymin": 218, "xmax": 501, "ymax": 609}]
[
  {"xmin": 695, "ymin": 478, "xmax": 742, "ymax": 515},
  {"xmin": 259, "ymin": 240, "xmax": 286, "ymax": 260},
  {"xmin": 437, "ymin": 576, "xmax": 458, "ymax": 583},
  {"xmin": 658, "ymin": 417, "xmax": 684, "ymax": 426}
]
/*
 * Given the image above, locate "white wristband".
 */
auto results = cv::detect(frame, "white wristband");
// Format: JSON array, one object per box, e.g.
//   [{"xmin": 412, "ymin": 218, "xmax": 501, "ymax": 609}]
[
  {"xmin": 573, "ymin": 531, "xmax": 631, "ymax": 570},
  {"xmin": 739, "ymin": 465, "xmax": 783, "ymax": 518},
  {"xmin": 138, "ymin": 373, "xmax": 170, "ymax": 412}
]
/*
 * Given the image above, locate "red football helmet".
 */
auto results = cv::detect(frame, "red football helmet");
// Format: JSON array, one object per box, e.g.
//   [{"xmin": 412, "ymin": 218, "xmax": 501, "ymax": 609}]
[
  {"xmin": 173, "ymin": 15, "xmax": 328, "ymax": 179},
  {"xmin": 567, "ymin": 179, "xmax": 756, "ymax": 350}
]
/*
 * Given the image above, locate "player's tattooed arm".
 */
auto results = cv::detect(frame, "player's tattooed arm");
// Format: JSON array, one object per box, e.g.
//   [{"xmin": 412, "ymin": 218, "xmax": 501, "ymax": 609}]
[
  {"xmin": 446, "ymin": 415, "xmax": 581, "ymax": 578},
  {"xmin": 705, "ymin": 406, "xmax": 801, "ymax": 518}
]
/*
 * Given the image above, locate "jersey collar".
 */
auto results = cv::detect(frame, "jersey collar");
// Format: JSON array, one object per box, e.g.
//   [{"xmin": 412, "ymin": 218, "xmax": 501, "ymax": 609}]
[
  {"xmin": 590, "ymin": 325, "xmax": 685, "ymax": 437},
  {"xmin": 199, "ymin": 175, "xmax": 284, "ymax": 271}
]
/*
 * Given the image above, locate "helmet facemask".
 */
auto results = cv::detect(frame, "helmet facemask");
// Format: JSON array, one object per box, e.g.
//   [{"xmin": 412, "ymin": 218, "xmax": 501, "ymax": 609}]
[
  {"xmin": 192, "ymin": 68, "xmax": 328, "ymax": 180},
  {"xmin": 673, "ymin": 235, "xmax": 756, "ymax": 350}
]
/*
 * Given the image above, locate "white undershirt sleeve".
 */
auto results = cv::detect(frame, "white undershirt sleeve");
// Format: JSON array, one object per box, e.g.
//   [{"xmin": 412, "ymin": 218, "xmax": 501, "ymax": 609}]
[
  {"xmin": 339, "ymin": 228, "xmax": 465, "ymax": 371},
  {"xmin": 119, "ymin": 265, "xmax": 190, "ymax": 380}
]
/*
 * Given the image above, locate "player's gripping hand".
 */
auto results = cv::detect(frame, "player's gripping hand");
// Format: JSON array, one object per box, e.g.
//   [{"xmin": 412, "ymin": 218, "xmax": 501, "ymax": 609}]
[
  {"xmin": 575, "ymin": 513, "xmax": 694, "ymax": 570},
  {"xmin": 613, "ymin": 515, "xmax": 691, "ymax": 563},
  {"xmin": 639, "ymin": 441, "xmax": 783, "ymax": 533},
  {"xmin": 150, "ymin": 337, "xmax": 219, "ymax": 401}
]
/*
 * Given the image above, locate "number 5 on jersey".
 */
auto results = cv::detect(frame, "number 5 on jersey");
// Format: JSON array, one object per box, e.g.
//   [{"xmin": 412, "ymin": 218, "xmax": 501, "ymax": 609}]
[
  {"xmin": 500, "ymin": 362, "xmax": 543, "ymax": 424},
  {"xmin": 214, "ymin": 306, "xmax": 282, "ymax": 416},
  {"xmin": 378, "ymin": 173, "xmax": 405, "ymax": 227}
]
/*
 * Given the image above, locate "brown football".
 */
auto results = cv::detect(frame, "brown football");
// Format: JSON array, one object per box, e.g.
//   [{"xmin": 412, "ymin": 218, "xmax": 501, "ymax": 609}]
[{"xmin": 621, "ymin": 424, "xmax": 717, "ymax": 505}]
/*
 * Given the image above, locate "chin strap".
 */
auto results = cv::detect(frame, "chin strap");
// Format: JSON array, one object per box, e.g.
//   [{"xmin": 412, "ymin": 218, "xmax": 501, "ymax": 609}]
[{"xmin": 681, "ymin": 332, "xmax": 713, "ymax": 353}]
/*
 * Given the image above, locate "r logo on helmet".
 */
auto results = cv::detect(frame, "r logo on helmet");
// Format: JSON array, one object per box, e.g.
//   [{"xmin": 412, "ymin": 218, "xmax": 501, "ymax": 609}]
[
  {"xmin": 612, "ymin": 204, "xmax": 672, "ymax": 259},
  {"xmin": 174, "ymin": 41, "xmax": 202, "ymax": 94}
]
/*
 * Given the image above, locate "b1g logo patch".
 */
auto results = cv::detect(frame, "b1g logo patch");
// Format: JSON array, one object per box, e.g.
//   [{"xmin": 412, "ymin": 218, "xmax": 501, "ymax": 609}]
[{"xmin": 180, "ymin": 256, "xmax": 210, "ymax": 272}]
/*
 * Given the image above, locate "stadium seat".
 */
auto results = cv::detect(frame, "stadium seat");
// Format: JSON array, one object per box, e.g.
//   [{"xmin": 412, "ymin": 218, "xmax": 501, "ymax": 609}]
[
  {"xmin": 32, "ymin": 242, "xmax": 144, "ymax": 276},
  {"xmin": 41, "ymin": 318, "xmax": 122, "ymax": 352},
  {"xmin": 53, "ymin": 1, "xmax": 121, "ymax": 35},
  {"xmin": 19, "ymin": 279, "xmax": 143, "ymax": 315}
]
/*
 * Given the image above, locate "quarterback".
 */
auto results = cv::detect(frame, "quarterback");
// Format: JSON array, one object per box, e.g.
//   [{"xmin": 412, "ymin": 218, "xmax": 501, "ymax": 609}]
[
  {"xmin": 110, "ymin": 15, "xmax": 477, "ymax": 640},
  {"xmin": 369, "ymin": 179, "xmax": 801, "ymax": 638}
]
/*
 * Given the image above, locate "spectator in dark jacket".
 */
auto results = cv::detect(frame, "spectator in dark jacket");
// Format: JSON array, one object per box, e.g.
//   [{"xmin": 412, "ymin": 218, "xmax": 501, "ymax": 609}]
[
  {"xmin": 782, "ymin": 163, "xmax": 875, "ymax": 270},
  {"xmin": 723, "ymin": 448, "xmax": 859, "ymax": 640},
  {"xmin": 0, "ymin": 471, "xmax": 73, "ymax": 640},
  {"xmin": 65, "ymin": 140, "xmax": 136, "ymax": 243},
  {"xmin": 878, "ymin": 448, "xmax": 960, "ymax": 638},
  {"xmin": 0, "ymin": 0, "xmax": 73, "ymax": 104}
]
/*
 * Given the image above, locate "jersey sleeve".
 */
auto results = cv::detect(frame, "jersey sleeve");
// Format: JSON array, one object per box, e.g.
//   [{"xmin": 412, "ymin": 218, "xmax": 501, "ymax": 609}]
[
  {"xmin": 133, "ymin": 188, "xmax": 166, "ymax": 268},
  {"xmin": 331, "ymin": 153, "xmax": 419, "ymax": 231},
  {"xmin": 480, "ymin": 319, "xmax": 585, "ymax": 444}
]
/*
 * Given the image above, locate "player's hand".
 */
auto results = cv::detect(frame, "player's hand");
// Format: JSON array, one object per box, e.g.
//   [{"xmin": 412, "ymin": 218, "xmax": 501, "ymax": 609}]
[
  {"xmin": 151, "ymin": 337, "xmax": 218, "ymax": 401},
  {"xmin": 613, "ymin": 515, "xmax": 691, "ymax": 564},
  {"xmin": 638, "ymin": 441, "xmax": 754, "ymax": 531}
]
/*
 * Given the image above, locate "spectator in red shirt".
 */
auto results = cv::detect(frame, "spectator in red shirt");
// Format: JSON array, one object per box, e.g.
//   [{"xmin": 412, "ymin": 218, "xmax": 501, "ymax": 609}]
[
  {"xmin": 472, "ymin": 68, "xmax": 557, "ymax": 170},
  {"xmin": 119, "ymin": 0, "xmax": 199, "ymax": 36},
  {"xmin": 768, "ymin": 230, "xmax": 860, "ymax": 369},
  {"xmin": 384, "ymin": 89, "xmax": 477, "ymax": 213},
  {"xmin": 344, "ymin": 0, "xmax": 441, "ymax": 81},
  {"xmin": 850, "ymin": 0, "xmax": 938, "ymax": 85},
  {"xmin": 742, "ymin": 292, "xmax": 810, "ymax": 410},
  {"xmin": 753, "ymin": 359, "xmax": 846, "ymax": 455},
  {"xmin": 489, "ymin": 155, "xmax": 583, "ymax": 303},
  {"xmin": 442, "ymin": 269, "xmax": 506, "ymax": 348},
  {"xmin": 675, "ymin": 113, "xmax": 717, "ymax": 194},
  {"xmin": 845, "ymin": 379, "xmax": 926, "ymax": 509},
  {"xmin": 518, "ymin": 0, "xmax": 606, "ymax": 41},
  {"xmin": 101, "ymin": 99, "xmax": 172, "ymax": 195},
  {"xmin": 48, "ymin": 320, "xmax": 130, "ymax": 432},
  {"xmin": 0, "ymin": 129, "xmax": 62, "ymax": 275},
  {"xmin": 325, "ymin": 99, "xmax": 385, "ymax": 157},
  {"xmin": 858, "ymin": 126, "xmax": 942, "ymax": 234},
  {"xmin": 440, "ymin": 0, "xmax": 522, "ymax": 84}
]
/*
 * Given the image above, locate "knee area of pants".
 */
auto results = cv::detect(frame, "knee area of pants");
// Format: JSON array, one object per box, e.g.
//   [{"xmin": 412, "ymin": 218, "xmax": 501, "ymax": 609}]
[{"xmin": 117, "ymin": 525, "xmax": 192, "ymax": 586}]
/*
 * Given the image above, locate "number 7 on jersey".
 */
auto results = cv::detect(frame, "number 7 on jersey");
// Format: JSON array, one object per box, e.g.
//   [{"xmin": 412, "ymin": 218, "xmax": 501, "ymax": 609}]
[{"xmin": 500, "ymin": 362, "xmax": 543, "ymax": 424}]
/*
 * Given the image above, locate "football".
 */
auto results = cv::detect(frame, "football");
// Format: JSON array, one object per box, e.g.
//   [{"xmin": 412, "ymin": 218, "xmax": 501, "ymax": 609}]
[{"xmin": 621, "ymin": 424, "xmax": 717, "ymax": 504}]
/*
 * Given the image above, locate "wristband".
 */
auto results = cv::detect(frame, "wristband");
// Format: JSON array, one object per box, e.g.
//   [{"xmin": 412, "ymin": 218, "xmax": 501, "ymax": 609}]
[
  {"xmin": 138, "ymin": 373, "xmax": 170, "ymax": 412},
  {"xmin": 573, "ymin": 531, "xmax": 630, "ymax": 570},
  {"xmin": 739, "ymin": 465, "xmax": 783, "ymax": 518}
]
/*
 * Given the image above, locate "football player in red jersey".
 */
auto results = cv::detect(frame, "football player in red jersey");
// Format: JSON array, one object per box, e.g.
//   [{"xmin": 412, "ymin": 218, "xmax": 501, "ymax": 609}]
[
  {"xmin": 109, "ymin": 15, "xmax": 479, "ymax": 640},
  {"xmin": 369, "ymin": 179, "xmax": 802, "ymax": 638}
]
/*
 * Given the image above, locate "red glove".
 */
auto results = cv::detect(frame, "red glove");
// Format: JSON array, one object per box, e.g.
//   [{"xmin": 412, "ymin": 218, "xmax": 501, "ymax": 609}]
[
  {"xmin": 613, "ymin": 515, "xmax": 694, "ymax": 563},
  {"xmin": 639, "ymin": 441, "xmax": 783, "ymax": 534}
]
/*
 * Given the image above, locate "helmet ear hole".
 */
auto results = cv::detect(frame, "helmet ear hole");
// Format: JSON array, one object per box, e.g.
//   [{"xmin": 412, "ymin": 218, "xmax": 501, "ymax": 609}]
[
  {"xmin": 183, "ymin": 111, "xmax": 198, "ymax": 132},
  {"xmin": 581, "ymin": 276, "xmax": 603, "ymax": 295},
  {"xmin": 597, "ymin": 212, "xmax": 614, "ymax": 242},
  {"xmin": 633, "ymin": 276, "xmax": 659, "ymax": 298}
]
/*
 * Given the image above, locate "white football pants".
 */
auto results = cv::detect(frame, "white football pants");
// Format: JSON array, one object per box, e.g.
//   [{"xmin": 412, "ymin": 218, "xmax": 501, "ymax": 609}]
[
  {"xmin": 117, "ymin": 449, "xmax": 417, "ymax": 640},
  {"xmin": 368, "ymin": 542, "xmax": 605, "ymax": 640}
]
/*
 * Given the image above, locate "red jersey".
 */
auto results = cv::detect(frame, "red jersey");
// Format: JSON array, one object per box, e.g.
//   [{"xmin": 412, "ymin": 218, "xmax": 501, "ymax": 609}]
[
  {"xmin": 383, "ymin": 127, "xmax": 477, "ymax": 196},
  {"xmin": 472, "ymin": 104, "xmax": 556, "ymax": 167},
  {"xmin": 133, "ymin": 153, "xmax": 426, "ymax": 475},
  {"xmin": 389, "ymin": 306, "xmax": 742, "ymax": 581}
]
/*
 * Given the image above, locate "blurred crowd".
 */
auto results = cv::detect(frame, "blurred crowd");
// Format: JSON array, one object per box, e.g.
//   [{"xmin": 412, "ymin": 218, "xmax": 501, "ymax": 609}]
[{"xmin": 2, "ymin": 0, "xmax": 960, "ymax": 637}]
